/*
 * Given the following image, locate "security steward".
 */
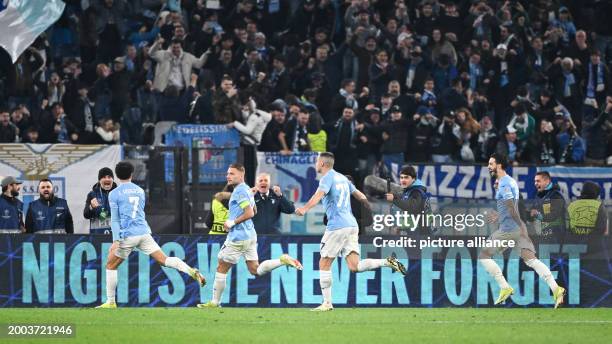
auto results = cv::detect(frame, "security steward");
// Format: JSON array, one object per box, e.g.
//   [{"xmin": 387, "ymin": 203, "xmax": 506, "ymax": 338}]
[
  {"xmin": 25, "ymin": 179, "xmax": 74, "ymax": 234},
  {"xmin": 0, "ymin": 176, "xmax": 25, "ymax": 233}
]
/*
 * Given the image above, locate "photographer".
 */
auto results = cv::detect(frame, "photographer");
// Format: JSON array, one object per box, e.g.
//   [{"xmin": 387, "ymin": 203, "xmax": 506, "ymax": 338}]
[
  {"xmin": 83, "ymin": 167, "xmax": 117, "ymax": 234},
  {"xmin": 529, "ymin": 171, "xmax": 566, "ymax": 243},
  {"xmin": 384, "ymin": 166, "xmax": 430, "ymax": 234}
]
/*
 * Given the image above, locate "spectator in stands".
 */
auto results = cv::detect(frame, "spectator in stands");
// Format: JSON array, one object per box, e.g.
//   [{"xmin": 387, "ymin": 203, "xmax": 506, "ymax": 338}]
[
  {"xmin": 251, "ymin": 173, "xmax": 295, "ymax": 235},
  {"xmin": 259, "ymin": 101, "xmax": 287, "ymax": 152},
  {"xmin": 548, "ymin": 57, "xmax": 584, "ymax": 129},
  {"xmin": 475, "ymin": 115, "xmax": 498, "ymax": 162},
  {"xmin": 410, "ymin": 110, "xmax": 438, "ymax": 162},
  {"xmin": 279, "ymin": 105, "xmax": 310, "ymax": 154},
  {"xmin": 51, "ymin": 103, "xmax": 79, "ymax": 144},
  {"xmin": 0, "ymin": 108, "xmax": 17, "ymax": 143},
  {"xmin": 25, "ymin": 179, "xmax": 74, "ymax": 234},
  {"xmin": 213, "ymin": 75, "xmax": 241, "ymax": 124},
  {"xmin": 526, "ymin": 119, "xmax": 558, "ymax": 164},
  {"xmin": 148, "ymin": 37, "xmax": 211, "ymax": 93},
  {"xmin": 92, "ymin": 118, "xmax": 120, "ymax": 144},
  {"xmin": 0, "ymin": 176, "xmax": 24, "ymax": 233},
  {"xmin": 10, "ymin": 105, "xmax": 32, "ymax": 141},
  {"xmin": 328, "ymin": 106, "xmax": 361, "ymax": 178},
  {"xmin": 455, "ymin": 108, "xmax": 481, "ymax": 162},
  {"xmin": 83, "ymin": 167, "xmax": 117, "ymax": 234},
  {"xmin": 507, "ymin": 103, "xmax": 536, "ymax": 152},
  {"xmin": 381, "ymin": 105, "xmax": 411, "ymax": 170},
  {"xmin": 557, "ymin": 117, "xmax": 585, "ymax": 163},
  {"xmin": 432, "ymin": 111, "xmax": 462, "ymax": 163},
  {"xmin": 583, "ymin": 99, "xmax": 612, "ymax": 165},
  {"xmin": 71, "ymin": 82, "xmax": 95, "ymax": 143},
  {"xmin": 496, "ymin": 126, "xmax": 521, "ymax": 165},
  {"xmin": 330, "ymin": 79, "xmax": 361, "ymax": 123},
  {"xmin": 584, "ymin": 50, "xmax": 610, "ymax": 105}
]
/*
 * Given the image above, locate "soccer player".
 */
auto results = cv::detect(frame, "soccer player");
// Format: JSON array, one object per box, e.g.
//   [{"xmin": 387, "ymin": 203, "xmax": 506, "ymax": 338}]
[
  {"xmin": 296, "ymin": 152, "xmax": 407, "ymax": 311},
  {"xmin": 480, "ymin": 154, "xmax": 565, "ymax": 308},
  {"xmin": 96, "ymin": 161, "xmax": 205, "ymax": 308},
  {"xmin": 197, "ymin": 163, "xmax": 303, "ymax": 308}
]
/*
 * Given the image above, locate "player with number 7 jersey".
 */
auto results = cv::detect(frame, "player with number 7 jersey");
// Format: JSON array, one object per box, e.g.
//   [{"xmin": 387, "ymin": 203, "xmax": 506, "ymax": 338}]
[{"xmin": 96, "ymin": 161, "xmax": 205, "ymax": 309}]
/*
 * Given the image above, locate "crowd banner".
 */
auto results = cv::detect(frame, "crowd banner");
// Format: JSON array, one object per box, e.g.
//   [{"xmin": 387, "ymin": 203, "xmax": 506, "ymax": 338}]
[
  {"xmin": 0, "ymin": 234, "xmax": 608, "ymax": 308},
  {"xmin": 413, "ymin": 164, "xmax": 612, "ymax": 200},
  {"xmin": 0, "ymin": 144, "xmax": 123, "ymax": 233},
  {"xmin": 164, "ymin": 125, "xmax": 240, "ymax": 184}
]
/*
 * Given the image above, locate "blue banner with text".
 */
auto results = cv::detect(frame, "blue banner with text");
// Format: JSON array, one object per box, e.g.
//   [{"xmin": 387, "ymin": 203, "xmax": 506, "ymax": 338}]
[{"xmin": 0, "ymin": 235, "xmax": 609, "ymax": 308}]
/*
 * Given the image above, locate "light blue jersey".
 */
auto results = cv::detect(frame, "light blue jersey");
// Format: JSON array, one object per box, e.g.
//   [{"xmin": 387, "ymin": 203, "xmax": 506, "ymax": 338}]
[
  {"xmin": 227, "ymin": 182, "xmax": 256, "ymax": 241},
  {"xmin": 318, "ymin": 169, "xmax": 358, "ymax": 231},
  {"xmin": 496, "ymin": 175, "xmax": 521, "ymax": 232},
  {"xmin": 108, "ymin": 182, "xmax": 151, "ymax": 241}
]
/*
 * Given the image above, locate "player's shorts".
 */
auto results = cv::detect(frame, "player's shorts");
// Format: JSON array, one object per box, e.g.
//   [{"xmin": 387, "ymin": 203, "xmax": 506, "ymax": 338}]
[
  {"xmin": 320, "ymin": 227, "xmax": 360, "ymax": 258},
  {"xmin": 486, "ymin": 229, "xmax": 536, "ymax": 255},
  {"xmin": 218, "ymin": 238, "xmax": 258, "ymax": 264},
  {"xmin": 114, "ymin": 234, "xmax": 162, "ymax": 259}
]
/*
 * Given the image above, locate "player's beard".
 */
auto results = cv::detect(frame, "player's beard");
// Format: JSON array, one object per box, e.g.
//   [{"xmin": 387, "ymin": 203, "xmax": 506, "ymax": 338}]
[
  {"xmin": 40, "ymin": 192, "xmax": 53, "ymax": 200},
  {"xmin": 489, "ymin": 169, "xmax": 497, "ymax": 179},
  {"xmin": 10, "ymin": 190, "xmax": 19, "ymax": 197}
]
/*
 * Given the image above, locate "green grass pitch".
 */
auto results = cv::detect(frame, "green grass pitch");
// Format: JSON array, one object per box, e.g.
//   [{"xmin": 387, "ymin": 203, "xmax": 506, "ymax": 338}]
[{"xmin": 1, "ymin": 308, "xmax": 611, "ymax": 344}]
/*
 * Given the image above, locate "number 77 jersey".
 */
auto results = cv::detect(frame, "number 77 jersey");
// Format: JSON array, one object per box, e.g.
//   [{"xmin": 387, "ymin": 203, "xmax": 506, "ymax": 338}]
[
  {"xmin": 108, "ymin": 182, "xmax": 151, "ymax": 240},
  {"xmin": 318, "ymin": 169, "xmax": 358, "ymax": 231}
]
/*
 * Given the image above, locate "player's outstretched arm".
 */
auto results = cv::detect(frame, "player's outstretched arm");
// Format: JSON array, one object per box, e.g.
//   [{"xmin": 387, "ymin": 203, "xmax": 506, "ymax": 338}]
[{"xmin": 296, "ymin": 190, "xmax": 326, "ymax": 215}]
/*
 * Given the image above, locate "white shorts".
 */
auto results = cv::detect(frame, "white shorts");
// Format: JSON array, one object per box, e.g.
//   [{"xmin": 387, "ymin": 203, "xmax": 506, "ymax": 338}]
[
  {"xmin": 320, "ymin": 227, "xmax": 360, "ymax": 258},
  {"xmin": 114, "ymin": 234, "xmax": 162, "ymax": 259},
  {"xmin": 486, "ymin": 229, "xmax": 536, "ymax": 255},
  {"xmin": 218, "ymin": 238, "xmax": 259, "ymax": 264}
]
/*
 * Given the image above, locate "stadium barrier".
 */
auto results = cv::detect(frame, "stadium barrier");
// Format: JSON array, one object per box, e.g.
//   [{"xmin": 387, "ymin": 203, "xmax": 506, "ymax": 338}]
[{"xmin": 1, "ymin": 234, "xmax": 609, "ymax": 308}]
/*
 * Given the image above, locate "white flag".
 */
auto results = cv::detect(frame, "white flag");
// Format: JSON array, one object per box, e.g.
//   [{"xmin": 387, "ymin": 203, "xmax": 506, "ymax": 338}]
[{"xmin": 0, "ymin": 0, "xmax": 66, "ymax": 63}]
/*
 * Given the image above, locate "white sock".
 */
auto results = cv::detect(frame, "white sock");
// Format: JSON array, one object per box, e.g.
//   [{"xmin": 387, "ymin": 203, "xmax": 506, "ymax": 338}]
[
  {"xmin": 357, "ymin": 259, "xmax": 388, "ymax": 272},
  {"xmin": 106, "ymin": 269, "xmax": 117, "ymax": 303},
  {"xmin": 320, "ymin": 270, "xmax": 332, "ymax": 305},
  {"xmin": 164, "ymin": 256, "xmax": 192, "ymax": 274},
  {"xmin": 212, "ymin": 272, "xmax": 227, "ymax": 305},
  {"xmin": 256, "ymin": 259, "xmax": 282, "ymax": 276},
  {"xmin": 525, "ymin": 259, "xmax": 559, "ymax": 292},
  {"xmin": 479, "ymin": 259, "xmax": 511, "ymax": 289}
]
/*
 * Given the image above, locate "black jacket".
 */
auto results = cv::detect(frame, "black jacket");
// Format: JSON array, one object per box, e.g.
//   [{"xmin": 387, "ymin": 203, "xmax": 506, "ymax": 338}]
[
  {"xmin": 252, "ymin": 191, "xmax": 295, "ymax": 234},
  {"xmin": 83, "ymin": 182, "xmax": 117, "ymax": 234},
  {"xmin": 25, "ymin": 196, "xmax": 73, "ymax": 234}
]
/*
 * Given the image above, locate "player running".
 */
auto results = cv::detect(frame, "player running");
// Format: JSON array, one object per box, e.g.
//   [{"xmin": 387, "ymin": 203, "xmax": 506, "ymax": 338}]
[
  {"xmin": 296, "ymin": 152, "xmax": 406, "ymax": 312},
  {"xmin": 197, "ymin": 163, "xmax": 303, "ymax": 308},
  {"xmin": 480, "ymin": 154, "xmax": 565, "ymax": 308},
  {"xmin": 96, "ymin": 161, "xmax": 205, "ymax": 308}
]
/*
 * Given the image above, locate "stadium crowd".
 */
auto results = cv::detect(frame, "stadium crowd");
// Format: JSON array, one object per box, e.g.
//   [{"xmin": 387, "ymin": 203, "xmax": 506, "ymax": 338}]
[{"xmin": 1, "ymin": 0, "xmax": 612, "ymax": 182}]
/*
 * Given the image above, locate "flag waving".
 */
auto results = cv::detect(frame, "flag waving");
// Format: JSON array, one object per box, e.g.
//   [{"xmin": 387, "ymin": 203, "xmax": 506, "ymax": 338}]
[{"xmin": 0, "ymin": 0, "xmax": 65, "ymax": 63}]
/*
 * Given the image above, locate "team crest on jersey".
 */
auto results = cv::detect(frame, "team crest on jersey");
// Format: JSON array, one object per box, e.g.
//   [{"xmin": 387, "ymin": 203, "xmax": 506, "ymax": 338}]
[
  {"xmin": 2, "ymin": 209, "xmax": 10, "ymax": 219},
  {"xmin": 36, "ymin": 211, "xmax": 45, "ymax": 221}
]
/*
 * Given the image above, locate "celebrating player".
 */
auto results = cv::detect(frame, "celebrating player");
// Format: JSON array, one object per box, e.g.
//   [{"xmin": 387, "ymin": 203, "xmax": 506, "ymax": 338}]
[
  {"xmin": 296, "ymin": 152, "xmax": 407, "ymax": 311},
  {"xmin": 198, "ymin": 163, "xmax": 303, "ymax": 308},
  {"xmin": 480, "ymin": 154, "xmax": 565, "ymax": 308},
  {"xmin": 96, "ymin": 161, "xmax": 205, "ymax": 308}
]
